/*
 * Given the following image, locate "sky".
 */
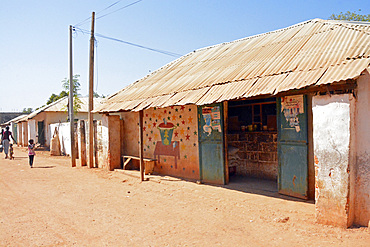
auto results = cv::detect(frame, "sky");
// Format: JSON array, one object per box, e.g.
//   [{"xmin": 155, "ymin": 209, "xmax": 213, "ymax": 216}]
[{"xmin": 1, "ymin": 0, "xmax": 369, "ymax": 112}]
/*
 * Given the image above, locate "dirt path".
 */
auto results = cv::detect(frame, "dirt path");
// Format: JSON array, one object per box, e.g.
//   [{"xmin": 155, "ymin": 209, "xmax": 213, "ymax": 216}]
[{"xmin": 0, "ymin": 147, "xmax": 369, "ymax": 246}]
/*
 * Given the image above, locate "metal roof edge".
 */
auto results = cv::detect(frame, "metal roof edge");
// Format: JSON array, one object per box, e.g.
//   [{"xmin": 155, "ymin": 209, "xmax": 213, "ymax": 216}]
[
  {"xmin": 193, "ymin": 19, "xmax": 320, "ymax": 54},
  {"xmin": 107, "ymin": 19, "xmax": 322, "ymax": 104},
  {"xmin": 27, "ymin": 96, "xmax": 68, "ymax": 119}
]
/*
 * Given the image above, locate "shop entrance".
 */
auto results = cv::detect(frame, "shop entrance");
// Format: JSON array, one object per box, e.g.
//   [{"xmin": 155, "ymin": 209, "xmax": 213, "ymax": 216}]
[
  {"xmin": 227, "ymin": 98, "xmax": 278, "ymax": 192},
  {"xmin": 227, "ymin": 96, "xmax": 310, "ymax": 199}
]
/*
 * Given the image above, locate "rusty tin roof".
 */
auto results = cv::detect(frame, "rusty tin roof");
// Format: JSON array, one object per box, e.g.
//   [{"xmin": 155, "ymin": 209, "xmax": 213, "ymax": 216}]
[{"xmin": 96, "ymin": 19, "xmax": 370, "ymax": 113}]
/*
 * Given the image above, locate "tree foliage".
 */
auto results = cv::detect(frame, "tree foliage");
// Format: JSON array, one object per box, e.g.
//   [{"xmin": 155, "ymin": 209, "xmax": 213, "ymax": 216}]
[
  {"xmin": 61, "ymin": 74, "xmax": 82, "ymax": 115},
  {"xmin": 93, "ymin": 91, "xmax": 105, "ymax": 98},
  {"xmin": 329, "ymin": 10, "xmax": 370, "ymax": 22},
  {"xmin": 46, "ymin": 91, "xmax": 68, "ymax": 105},
  {"xmin": 42, "ymin": 74, "xmax": 103, "ymax": 117},
  {"xmin": 62, "ymin": 74, "xmax": 81, "ymax": 96},
  {"xmin": 22, "ymin": 108, "xmax": 33, "ymax": 113}
]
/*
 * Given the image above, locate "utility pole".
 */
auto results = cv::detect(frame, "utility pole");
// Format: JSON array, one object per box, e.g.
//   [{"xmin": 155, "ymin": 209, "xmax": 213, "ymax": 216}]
[
  {"xmin": 69, "ymin": 25, "xmax": 76, "ymax": 167},
  {"xmin": 88, "ymin": 12, "xmax": 95, "ymax": 168}
]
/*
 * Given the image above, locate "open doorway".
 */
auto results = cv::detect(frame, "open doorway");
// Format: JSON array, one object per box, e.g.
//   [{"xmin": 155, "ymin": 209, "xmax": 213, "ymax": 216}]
[
  {"xmin": 227, "ymin": 98, "xmax": 278, "ymax": 193},
  {"xmin": 38, "ymin": 121, "xmax": 45, "ymax": 146}
]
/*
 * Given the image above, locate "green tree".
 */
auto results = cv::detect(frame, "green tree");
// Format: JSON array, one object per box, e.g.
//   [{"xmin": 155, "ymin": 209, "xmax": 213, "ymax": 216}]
[
  {"xmin": 329, "ymin": 9, "xmax": 370, "ymax": 22},
  {"xmin": 61, "ymin": 74, "xmax": 82, "ymax": 115},
  {"xmin": 93, "ymin": 91, "xmax": 105, "ymax": 98},
  {"xmin": 22, "ymin": 108, "xmax": 33, "ymax": 113},
  {"xmin": 62, "ymin": 74, "xmax": 81, "ymax": 96},
  {"xmin": 46, "ymin": 91, "xmax": 68, "ymax": 105}
]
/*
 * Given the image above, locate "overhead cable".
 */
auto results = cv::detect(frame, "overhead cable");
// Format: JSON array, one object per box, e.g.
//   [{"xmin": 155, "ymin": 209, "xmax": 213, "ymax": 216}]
[
  {"xmin": 96, "ymin": 0, "xmax": 143, "ymax": 21},
  {"xmin": 74, "ymin": 28, "xmax": 182, "ymax": 58},
  {"xmin": 74, "ymin": 0, "xmax": 143, "ymax": 27},
  {"xmin": 96, "ymin": 0, "xmax": 124, "ymax": 15},
  {"xmin": 95, "ymin": 33, "xmax": 182, "ymax": 57}
]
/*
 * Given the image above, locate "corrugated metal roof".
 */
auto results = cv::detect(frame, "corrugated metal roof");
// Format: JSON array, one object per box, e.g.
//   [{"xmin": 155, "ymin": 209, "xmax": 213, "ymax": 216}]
[
  {"xmin": 28, "ymin": 97, "xmax": 105, "ymax": 119},
  {"xmin": 96, "ymin": 18, "xmax": 370, "ymax": 113},
  {"xmin": 7, "ymin": 114, "xmax": 28, "ymax": 124}
]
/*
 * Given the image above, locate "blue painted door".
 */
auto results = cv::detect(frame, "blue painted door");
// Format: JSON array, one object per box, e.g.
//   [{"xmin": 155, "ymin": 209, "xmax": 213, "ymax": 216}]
[
  {"xmin": 198, "ymin": 103, "xmax": 225, "ymax": 184},
  {"xmin": 277, "ymin": 95, "xmax": 308, "ymax": 199}
]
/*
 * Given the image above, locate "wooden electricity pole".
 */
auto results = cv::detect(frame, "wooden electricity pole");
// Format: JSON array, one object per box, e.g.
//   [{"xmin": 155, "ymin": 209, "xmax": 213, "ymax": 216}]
[
  {"xmin": 69, "ymin": 25, "xmax": 76, "ymax": 167},
  {"xmin": 88, "ymin": 12, "xmax": 95, "ymax": 168}
]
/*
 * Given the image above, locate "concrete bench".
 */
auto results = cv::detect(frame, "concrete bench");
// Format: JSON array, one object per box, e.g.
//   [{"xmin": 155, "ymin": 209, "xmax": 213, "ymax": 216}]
[{"xmin": 122, "ymin": 155, "xmax": 156, "ymax": 175}]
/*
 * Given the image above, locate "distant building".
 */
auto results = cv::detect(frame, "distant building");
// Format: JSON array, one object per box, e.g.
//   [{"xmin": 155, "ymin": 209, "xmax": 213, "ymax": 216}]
[
  {"xmin": 14, "ymin": 97, "xmax": 104, "ymax": 147},
  {"xmin": 0, "ymin": 112, "xmax": 23, "ymax": 126}
]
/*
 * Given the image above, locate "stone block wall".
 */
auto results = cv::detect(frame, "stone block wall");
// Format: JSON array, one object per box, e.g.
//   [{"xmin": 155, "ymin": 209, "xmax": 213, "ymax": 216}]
[{"xmin": 228, "ymin": 132, "xmax": 278, "ymax": 180}]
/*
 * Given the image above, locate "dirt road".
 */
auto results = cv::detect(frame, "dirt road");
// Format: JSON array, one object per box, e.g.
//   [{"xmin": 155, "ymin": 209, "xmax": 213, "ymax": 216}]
[{"xmin": 0, "ymin": 147, "xmax": 368, "ymax": 246}]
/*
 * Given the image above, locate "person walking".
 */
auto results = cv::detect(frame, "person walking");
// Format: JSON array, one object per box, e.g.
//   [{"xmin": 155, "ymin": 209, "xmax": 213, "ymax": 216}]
[
  {"xmin": 2, "ymin": 126, "xmax": 16, "ymax": 159},
  {"xmin": 28, "ymin": 139, "xmax": 36, "ymax": 168}
]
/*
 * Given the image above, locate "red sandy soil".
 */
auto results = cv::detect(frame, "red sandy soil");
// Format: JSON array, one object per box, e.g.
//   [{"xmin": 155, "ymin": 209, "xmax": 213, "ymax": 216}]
[{"xmin": 0, "ymin": 146, "xmax": 369, "ymax": 246}]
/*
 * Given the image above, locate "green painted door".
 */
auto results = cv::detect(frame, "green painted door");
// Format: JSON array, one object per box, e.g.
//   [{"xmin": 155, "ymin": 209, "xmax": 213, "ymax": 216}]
[
  {"xmin": 277, "ymin": 95, "xmax": 308, "ymax": 199},
  {"xmin": 38, "ymin": 121, "xmax": 45, "ymax": 145},
  {"xmin": 13, "ymin": 124, "xmax": 18, "ymax": 143},
  {"xmin": 198, "ymin": 103, "xmax": 225, "ymax": 184}
]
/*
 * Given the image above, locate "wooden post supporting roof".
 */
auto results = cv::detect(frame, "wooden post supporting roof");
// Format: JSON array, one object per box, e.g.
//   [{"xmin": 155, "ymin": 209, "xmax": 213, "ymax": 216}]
[
  {"xmin": 223, "ymin": 101, "xmax": 229, "ymax": 184},
  {"xmin": 139, "ymin": 110, "xmax": 145, "ymax": 181}
]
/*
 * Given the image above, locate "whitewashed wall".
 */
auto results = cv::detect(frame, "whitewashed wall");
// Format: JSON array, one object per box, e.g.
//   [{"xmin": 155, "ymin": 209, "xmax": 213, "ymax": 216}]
[
  {"xmin": 313, "ymin": 94, "xmax": 354, "ymax": 227},
  {"xmin": 49, "ymin": 122, "xmax": 71, "ymax": 156},
  {"xmin": 28, "ymin": 120, "xmax": 37, "ymax": 142},
  {"xmin": 96, "ymin": 118, "xmax": 109, "ymax": 169}
]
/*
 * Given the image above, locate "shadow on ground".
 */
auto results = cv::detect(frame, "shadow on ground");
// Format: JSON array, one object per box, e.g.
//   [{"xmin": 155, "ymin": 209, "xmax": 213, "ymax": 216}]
[
  {"xmin": 31, "ymin": 166, "xmax": 56, "ymax": 169},
  {"xmin": 221, "ymin": 175, "xmax": 313, "ymax": 203},
  {"xmin": 116, "ymin": 169, "xmax": 313, "ymax": 203}
]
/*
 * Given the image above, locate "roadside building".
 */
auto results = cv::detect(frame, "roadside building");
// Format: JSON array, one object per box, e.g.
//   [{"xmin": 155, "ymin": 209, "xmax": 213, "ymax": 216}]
[
  {"xmin": 15, "ymin": 97, "xmax": 104, "ymax": 148},
  {"xmin": 3, "ymin": 114, "xmax": 28, "ymax": 144},
  {"xmin": 94, "ymin": 19, "xmax": 370, "ymax": 228}
]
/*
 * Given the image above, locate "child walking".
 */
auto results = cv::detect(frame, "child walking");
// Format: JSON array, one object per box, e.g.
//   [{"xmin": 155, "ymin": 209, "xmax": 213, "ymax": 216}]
[
  {"xmin": 9, "ymin": 143, "xmax": 14, "ymax": 160},
  {"xmin": 28, "ymin": 139, "xmax": 35, "ymax": 168}
]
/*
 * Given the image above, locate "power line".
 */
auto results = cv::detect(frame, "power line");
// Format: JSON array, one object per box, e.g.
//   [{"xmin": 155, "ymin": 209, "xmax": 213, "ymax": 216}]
[
  {"xmin": 96, "ymin": 0, "xmax": 124, "ymax": 15},
  {"xmin": 96, "ymin": 0, "xmax": 143, "ymax": 21},
  {"xmin": 74, "ymin": 16, "xmax": 92, "ymax": 27},
  {"xmin": 95, "ymin": 33, "xmax": 182, "ymax": 57},
  {"xmin": 74, "ymin": 28, "xmax": 182, "ymax": 57},
  {"xmin": 74, "ymin": 0, "xmax": 143, "ymax": 27}
]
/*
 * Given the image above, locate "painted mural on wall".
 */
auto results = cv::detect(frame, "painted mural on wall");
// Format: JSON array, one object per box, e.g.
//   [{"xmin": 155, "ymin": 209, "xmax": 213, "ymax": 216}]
[
  {"xmin": 201, "ymin": 106, "xmax": 222, "ymax": 135},
  {"xmin": 143, "ymin": 105, "xmax": 199, "ymax": 179},
  {"xmin": 281, "ymin": 95, "xmax": 304, "ymax": 132}
]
